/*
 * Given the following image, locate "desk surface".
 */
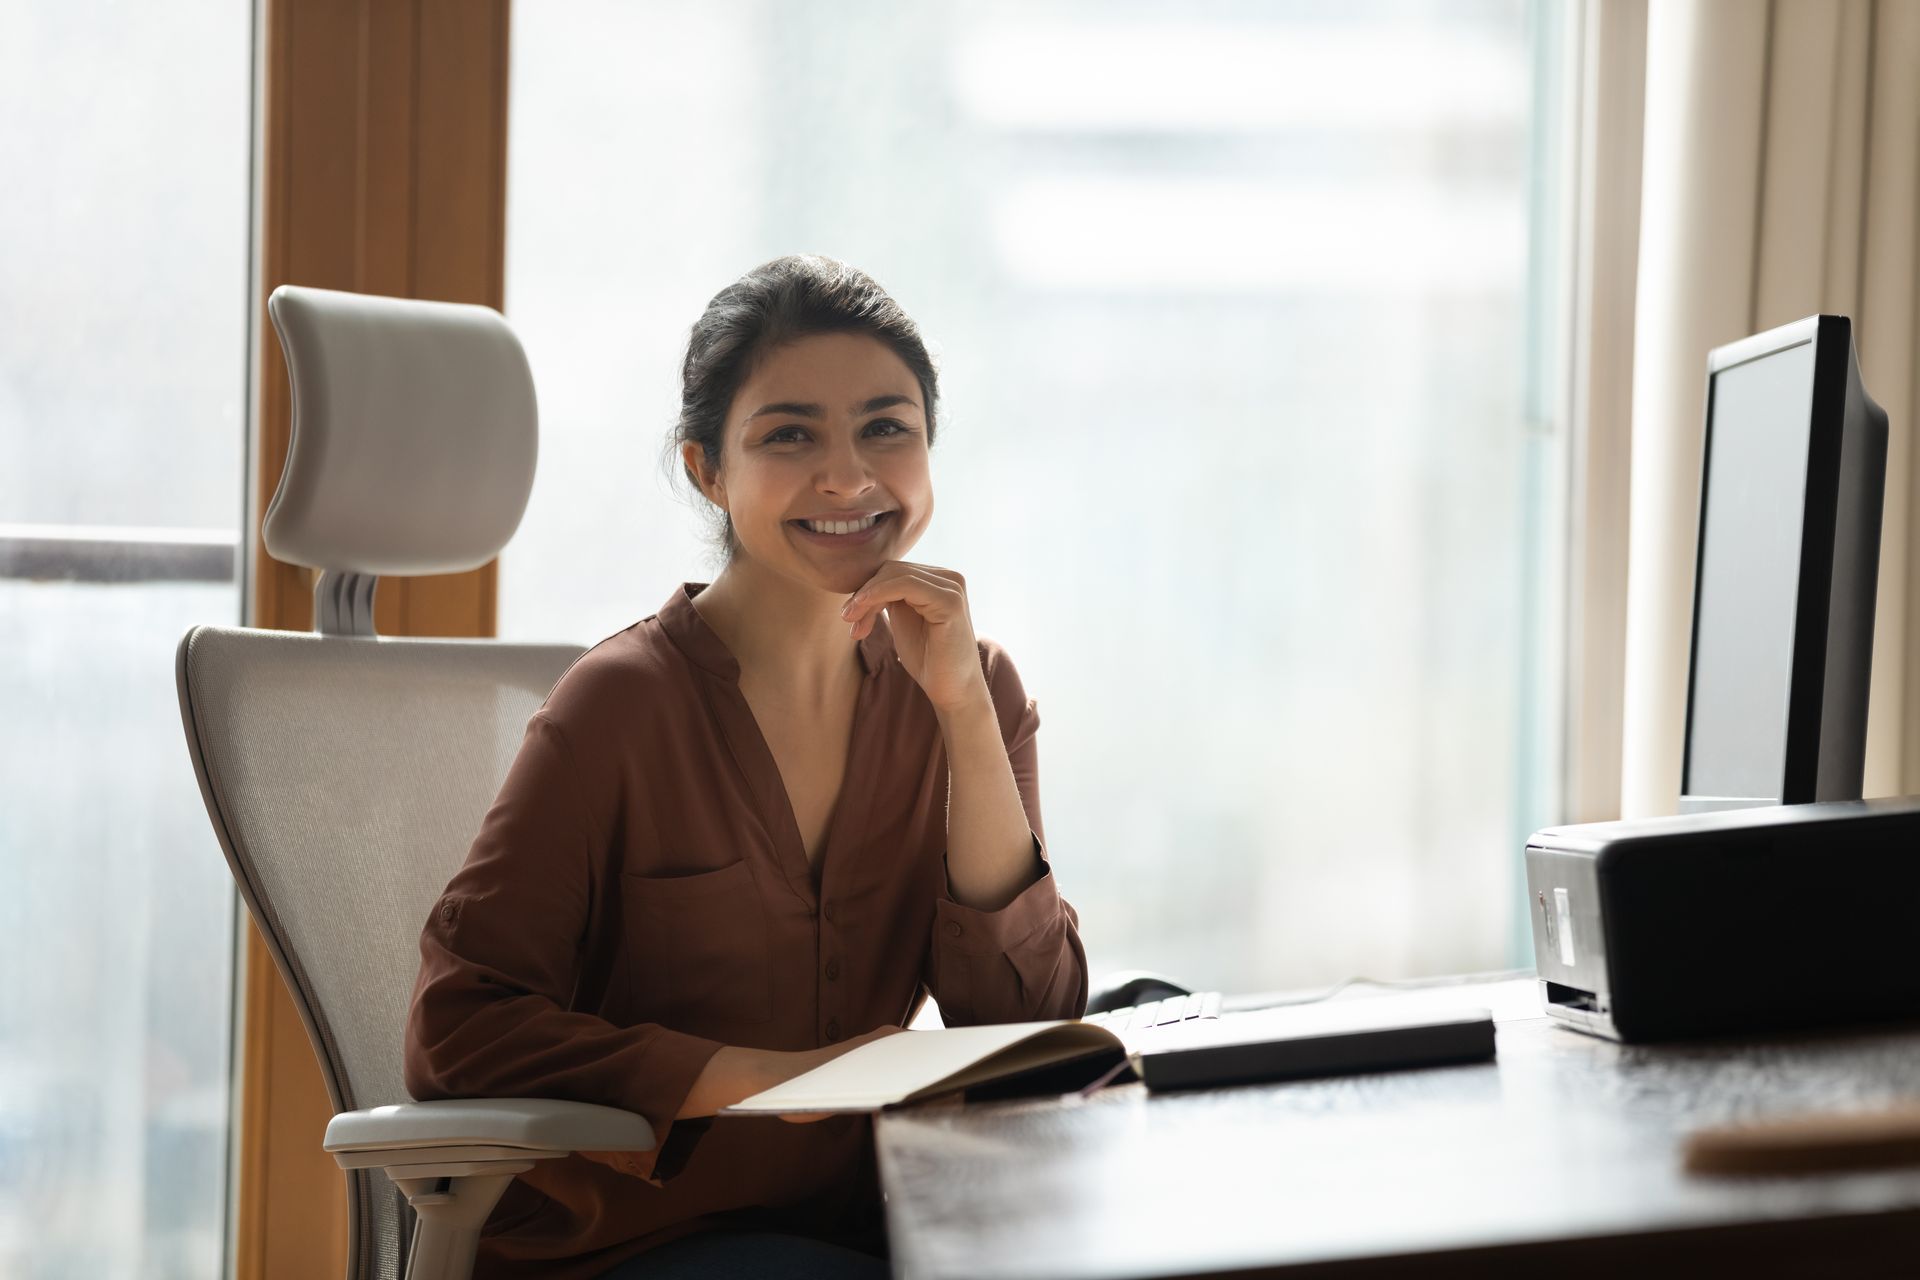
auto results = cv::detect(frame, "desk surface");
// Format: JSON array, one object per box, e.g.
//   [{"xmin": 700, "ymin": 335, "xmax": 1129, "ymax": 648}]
[{"xmin": 875, "ymin": 978, "xmax": 1920, "ymax": 1278}]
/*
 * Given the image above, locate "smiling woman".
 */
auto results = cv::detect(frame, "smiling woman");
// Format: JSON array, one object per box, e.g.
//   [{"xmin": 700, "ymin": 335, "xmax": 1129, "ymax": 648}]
[
  {"xmin": 502, "ymin": 0, "xmax": 1574, "ymax": 1146},
  {"xmin": 664, "ymin": 256, "xmax": 946, "ymax": 709},
  {"xmin": 665, "ymin": 254, "xmax": 940, "ymax": 570},
  {"xmin": 404, "ymin": 253, "xmax": 1088, "ymax": 1277}
]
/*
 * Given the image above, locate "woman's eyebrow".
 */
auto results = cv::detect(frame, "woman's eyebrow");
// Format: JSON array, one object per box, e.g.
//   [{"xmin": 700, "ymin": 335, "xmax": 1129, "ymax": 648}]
[{"xmin": 747, "ymin": 394, "xmax": 919, "ymax": 421}]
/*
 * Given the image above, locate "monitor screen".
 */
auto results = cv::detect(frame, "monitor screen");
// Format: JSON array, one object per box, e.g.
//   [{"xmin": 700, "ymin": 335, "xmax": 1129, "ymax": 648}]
[{"xmin": 1683, "ymin": 339, "xmax": 1816, "ymax": 801}]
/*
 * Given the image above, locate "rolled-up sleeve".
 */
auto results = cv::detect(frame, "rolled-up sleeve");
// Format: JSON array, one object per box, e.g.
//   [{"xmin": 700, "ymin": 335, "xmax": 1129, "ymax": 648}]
[
  {"xmin": 926, "ymin": 644, "xmax": 1089, "ymax": 1026},
  {"xmin": 403, "ymin": 711, "xmax": 725, "ymax": 1187}
]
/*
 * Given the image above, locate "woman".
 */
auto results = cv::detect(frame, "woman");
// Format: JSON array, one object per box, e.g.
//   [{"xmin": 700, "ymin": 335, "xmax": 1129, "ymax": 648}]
[{"xmin": 404, "ymin": 254, "xmax": 1089, "ymax": 1279}]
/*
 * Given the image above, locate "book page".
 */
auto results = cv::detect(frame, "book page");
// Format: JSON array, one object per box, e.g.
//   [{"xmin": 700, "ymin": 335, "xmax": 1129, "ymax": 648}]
[{"xmin": 720, "ymin": 1020, "xmax": 1121, "ymax": 1114}]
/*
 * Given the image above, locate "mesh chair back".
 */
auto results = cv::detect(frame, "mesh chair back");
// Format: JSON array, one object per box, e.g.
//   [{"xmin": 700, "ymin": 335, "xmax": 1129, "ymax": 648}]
[{"xmin": 176, "ymin": 624, "xmax": 582, "ymax": 1280}]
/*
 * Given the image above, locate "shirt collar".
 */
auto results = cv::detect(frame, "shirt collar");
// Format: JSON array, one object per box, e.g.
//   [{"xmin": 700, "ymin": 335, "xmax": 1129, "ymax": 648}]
[{"xmin": 657, "ymin": 581, "xmax": 893, "ymax": 683}]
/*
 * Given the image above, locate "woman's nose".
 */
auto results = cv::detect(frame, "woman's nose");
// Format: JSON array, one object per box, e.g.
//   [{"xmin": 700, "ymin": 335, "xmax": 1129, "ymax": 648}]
[{"xmin": 819, "ymin": 443, "xmax": 877, "ymax": 493}]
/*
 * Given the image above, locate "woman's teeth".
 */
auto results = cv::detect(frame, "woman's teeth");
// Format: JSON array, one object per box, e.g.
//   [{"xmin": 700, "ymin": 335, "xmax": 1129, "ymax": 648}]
[{"xmin": 802, "ymin": 513, "xmax": 881, "ymax": 535}]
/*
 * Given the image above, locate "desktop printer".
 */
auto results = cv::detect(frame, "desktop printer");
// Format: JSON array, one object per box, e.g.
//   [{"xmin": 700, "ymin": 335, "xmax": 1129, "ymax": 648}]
[{"xmin": 1525, "ymin": 797, "xmax": 1920, "ymax": 1043}]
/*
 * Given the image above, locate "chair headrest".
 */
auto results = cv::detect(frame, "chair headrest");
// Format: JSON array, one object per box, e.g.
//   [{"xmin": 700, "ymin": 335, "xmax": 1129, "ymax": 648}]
[{"xmin": 264, "ymin": 285, "xmax": 538, "ymax": 576}]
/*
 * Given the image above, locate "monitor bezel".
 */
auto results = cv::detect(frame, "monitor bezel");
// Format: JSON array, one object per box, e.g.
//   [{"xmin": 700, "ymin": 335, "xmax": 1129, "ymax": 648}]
[{"xmin": 1678, "ymin": 314, "xmax": 1852, "ymax": 812}]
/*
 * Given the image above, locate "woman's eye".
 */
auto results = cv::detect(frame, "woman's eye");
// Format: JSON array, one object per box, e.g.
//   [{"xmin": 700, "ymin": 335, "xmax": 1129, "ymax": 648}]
[{"xmin": 768, "ymin": 420, "xmax": 907, "ymax": 443}]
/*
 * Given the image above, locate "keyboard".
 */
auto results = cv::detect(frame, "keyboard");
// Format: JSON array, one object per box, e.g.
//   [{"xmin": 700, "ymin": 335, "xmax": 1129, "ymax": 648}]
[{"xmin": 1081, "ymin": 990, "xmax": 1223, "ymax": 1035}]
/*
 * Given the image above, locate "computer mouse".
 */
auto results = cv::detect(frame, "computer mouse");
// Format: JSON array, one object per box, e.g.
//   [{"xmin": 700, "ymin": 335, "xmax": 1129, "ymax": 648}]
[{"xmin": 1084, "ymin": 969, "xmax": 1195, "ymax": 1015}]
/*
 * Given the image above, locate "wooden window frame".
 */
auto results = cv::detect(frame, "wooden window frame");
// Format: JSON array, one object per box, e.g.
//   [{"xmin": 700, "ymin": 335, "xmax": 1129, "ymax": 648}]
[{"xmin": 238, "ymin": 2, "xmax": 511, "ymax": 1274}]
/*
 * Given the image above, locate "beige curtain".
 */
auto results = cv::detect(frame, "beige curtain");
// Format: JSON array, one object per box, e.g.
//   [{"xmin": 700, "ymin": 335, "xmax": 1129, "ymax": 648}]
[{"xmin": 1620, "ymin": 0, "xmax": 1920, "ymax": 817}]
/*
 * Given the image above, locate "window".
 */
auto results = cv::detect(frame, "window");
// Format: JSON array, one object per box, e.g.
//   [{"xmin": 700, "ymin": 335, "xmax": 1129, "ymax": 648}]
[
  {"xmin": 0, "ymin": 2, "xmax": 254, "ymax": 1273},
  {"xmin": 500, "ymin": 0, "xmax": 1572, "ymax": 993}
]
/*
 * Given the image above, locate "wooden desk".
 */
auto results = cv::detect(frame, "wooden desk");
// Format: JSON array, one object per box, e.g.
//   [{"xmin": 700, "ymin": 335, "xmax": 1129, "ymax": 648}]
[{"xmin": 875, "ymin": 979, "xmax": 1920, "ymax": 1277}]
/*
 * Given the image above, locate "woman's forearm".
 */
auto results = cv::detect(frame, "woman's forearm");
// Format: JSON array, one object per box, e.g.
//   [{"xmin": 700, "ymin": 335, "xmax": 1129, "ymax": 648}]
[
  {"xmin": 675, "ymin": 1025, "xmax": 906, "ymax": 1120},
  {"xmin": 937, "ymin": 692, "xmax": 1042, "ymax": 912}
]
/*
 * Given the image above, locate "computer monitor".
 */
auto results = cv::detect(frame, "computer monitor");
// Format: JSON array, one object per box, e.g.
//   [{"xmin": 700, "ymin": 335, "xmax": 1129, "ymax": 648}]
[{"xmin": 1679, "ymin": 314, "xmax": 1887, "ymax": 814}]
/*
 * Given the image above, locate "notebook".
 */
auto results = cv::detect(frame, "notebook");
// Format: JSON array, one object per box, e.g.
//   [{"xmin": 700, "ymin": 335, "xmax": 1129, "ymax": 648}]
[{"xmin": 719, "ymin": 1001, "xmax": 1496, "ymax": 1116}]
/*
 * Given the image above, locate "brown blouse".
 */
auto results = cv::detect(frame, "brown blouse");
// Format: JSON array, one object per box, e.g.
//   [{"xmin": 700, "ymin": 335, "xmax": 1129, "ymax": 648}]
[{"xmin": 403, "ymin": 580, "xmax": 1088, "ymax": 1278}]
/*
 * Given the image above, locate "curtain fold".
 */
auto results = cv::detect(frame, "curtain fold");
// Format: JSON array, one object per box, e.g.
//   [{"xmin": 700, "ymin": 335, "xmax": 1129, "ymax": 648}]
[
  {"xmin": 1566, "ymin": 0, "xmax": 1646, "ymax": 824},
  {"xmin": 1620, "ymin": 0, "xmax": 1920, "ymax": 816}
]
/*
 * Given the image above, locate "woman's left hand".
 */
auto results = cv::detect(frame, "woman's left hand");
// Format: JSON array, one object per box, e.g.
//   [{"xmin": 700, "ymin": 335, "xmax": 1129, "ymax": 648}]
[{"xmin": 842, "ymin": 562, "xmax": 989, "ymax": 713}]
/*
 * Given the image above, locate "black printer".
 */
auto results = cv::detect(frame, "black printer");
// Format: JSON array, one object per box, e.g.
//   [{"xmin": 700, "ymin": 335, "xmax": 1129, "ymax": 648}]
[{"xmin": 1524, "ymin": 797, "xmax": 1920, "ymax": 1043}]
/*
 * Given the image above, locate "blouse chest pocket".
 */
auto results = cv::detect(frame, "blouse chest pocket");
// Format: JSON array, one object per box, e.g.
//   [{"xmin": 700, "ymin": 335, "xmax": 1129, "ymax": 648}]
[{"xmin": 620, "ymin": 858, "xmax": 775, "ymax": 1027}]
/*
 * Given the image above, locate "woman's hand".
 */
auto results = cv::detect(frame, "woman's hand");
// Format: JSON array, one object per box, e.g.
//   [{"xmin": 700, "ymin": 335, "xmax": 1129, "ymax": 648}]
[
  {"xmin": 776, "ymin": 1024, "xmax": 910, "ymax": 1124},
  {"xmin": 841, "ymin": 563, "xmax": 990, "ymax": 713}
]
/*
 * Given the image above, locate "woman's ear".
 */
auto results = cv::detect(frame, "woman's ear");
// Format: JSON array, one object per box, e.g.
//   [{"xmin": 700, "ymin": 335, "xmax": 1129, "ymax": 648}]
[{"xmin": 682, "ymin": 441, "xmax": 724, "ymax": 508}]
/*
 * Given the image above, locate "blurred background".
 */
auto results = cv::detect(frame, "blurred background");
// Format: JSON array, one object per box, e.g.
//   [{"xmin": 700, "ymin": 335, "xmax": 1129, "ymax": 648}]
[
  {"xmin": 497, "ymin": 0, "xmax": 1569, "ymax": 1001},
  {"xmin": 27, "ymin": 0, "xmax": 1920, "ymax": 1275},
  {"xmin": 5, "ymin": 2, "xmax": 1562, "ymax": 1274}
]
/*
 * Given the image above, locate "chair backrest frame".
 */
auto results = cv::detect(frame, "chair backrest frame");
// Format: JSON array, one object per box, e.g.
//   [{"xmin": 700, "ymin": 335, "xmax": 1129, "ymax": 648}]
[{"xmin": 176, "ymin": 623, "xmax": 584, "ymax": 1280}]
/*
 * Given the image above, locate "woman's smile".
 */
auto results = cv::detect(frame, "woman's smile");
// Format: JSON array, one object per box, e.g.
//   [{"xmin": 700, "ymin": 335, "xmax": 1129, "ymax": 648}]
[{"xmin": 789, "ymin": 510, "xmax": 896, "ymax": 548}]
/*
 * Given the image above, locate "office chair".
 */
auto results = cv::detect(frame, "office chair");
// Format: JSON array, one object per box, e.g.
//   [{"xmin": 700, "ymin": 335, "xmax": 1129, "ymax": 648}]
[{"xmin": 174, "ymin": 285, "xmax": 656, "ymax": 1280}]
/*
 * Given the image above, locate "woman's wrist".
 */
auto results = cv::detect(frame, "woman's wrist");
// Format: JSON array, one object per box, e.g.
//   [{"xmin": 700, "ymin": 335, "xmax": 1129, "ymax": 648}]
[
  {"xmin": 675, "ymin": 1032, "xmax": 896, "ymax": 1120},
  {"xmin": 676, "ymin": 1044, "xmax": 784, "ymax": 1119}
]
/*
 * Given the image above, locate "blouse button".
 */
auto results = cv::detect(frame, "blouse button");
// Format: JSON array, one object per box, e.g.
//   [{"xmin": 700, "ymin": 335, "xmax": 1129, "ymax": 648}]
[
  {"xmin": 826, "ymin": 1019, "xmax": 842, "ymax": 1041},
  {"xmin": 825, "ymin": 958, "xmax": 840, "ymax": 981},
  {"xmin": 944, "ymin": 920, "xmax": 962, "ymax": 938},
  {"xmin": 822, "ymin": 902, "xmax": 836, "ymax": 923},
  {"xmin": 438, "ymin": 901, "xmax": 456, "ymax": 924}
]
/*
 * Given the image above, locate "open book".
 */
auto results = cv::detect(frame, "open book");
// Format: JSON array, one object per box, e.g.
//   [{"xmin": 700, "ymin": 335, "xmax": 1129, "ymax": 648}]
[
  {"xmin": 718, "ymin": 992, "xmax": 1510, "ymax": 1115},
  {"xmin": 719, "ymin": 1021, "xmax": 1128, "ymax": 1115}
]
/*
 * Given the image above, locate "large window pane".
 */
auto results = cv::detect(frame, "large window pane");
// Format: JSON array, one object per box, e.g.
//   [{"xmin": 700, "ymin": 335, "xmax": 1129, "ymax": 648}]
[
  {"xmin": 500, "ymin": 0, "xmax": 1569, "ymax": 994},
  {"xmin": 0, "ymin": 1, "xmax": 252, "ymax": 1275}
]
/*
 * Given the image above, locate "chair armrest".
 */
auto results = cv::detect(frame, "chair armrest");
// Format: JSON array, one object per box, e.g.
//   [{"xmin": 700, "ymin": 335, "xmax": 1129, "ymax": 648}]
[
  {"xmin": 324, "ymin": 1098, "xmax": 656, "ymax": 1173},
  {"xmin": 318, "ymin": 1100, "xmax": 649, "ymax": 1277}
]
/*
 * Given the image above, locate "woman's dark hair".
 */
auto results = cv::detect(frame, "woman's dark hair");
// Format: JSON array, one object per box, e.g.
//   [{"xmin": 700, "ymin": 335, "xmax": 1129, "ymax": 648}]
[{"xmin": 662, "ymin": 254, "xmax": 941, "ymax": 569}]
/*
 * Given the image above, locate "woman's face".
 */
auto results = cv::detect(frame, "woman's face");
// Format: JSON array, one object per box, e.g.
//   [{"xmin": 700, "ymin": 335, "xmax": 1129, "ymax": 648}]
[{"xmin": 693, "ymin": 330, "xmax": 933, "ymax": 594}]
